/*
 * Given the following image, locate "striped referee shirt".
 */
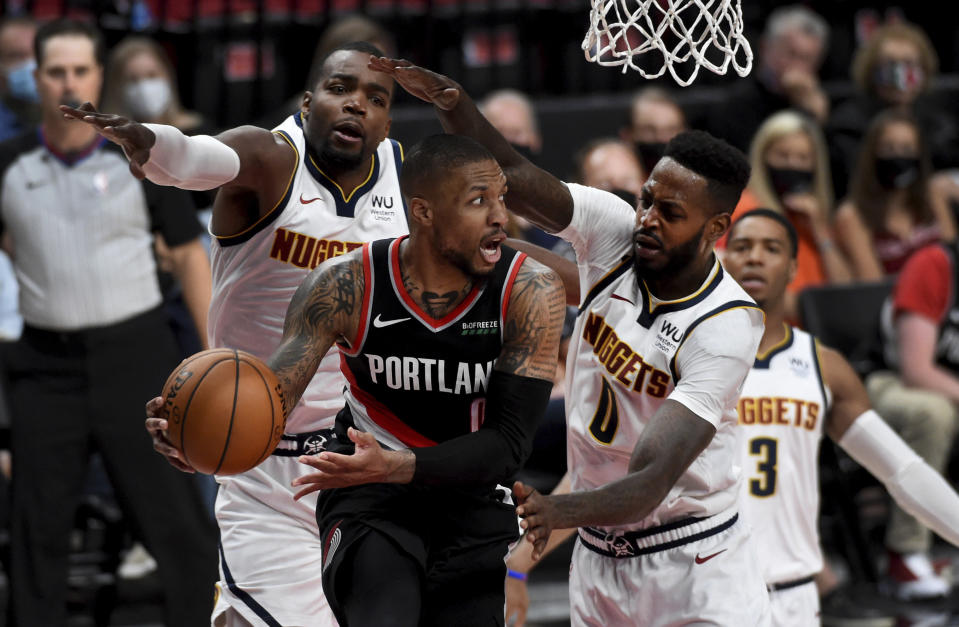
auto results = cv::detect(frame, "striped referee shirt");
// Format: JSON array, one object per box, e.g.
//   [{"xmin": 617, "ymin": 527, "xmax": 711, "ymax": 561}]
[{"xmin": 0, "ymin": 129, "xmax": 201, "ymax": 331}]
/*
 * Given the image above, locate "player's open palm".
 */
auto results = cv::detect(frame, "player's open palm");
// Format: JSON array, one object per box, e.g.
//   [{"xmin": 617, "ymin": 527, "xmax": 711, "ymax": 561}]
[
  {"xmin": 293, "ymin": 427, "xmax": 393, "ymax": 498},
  {"xmin": 368, "ymin": 57, "xmax": 461, "ymax": 111},
  {"xmin": 59, "ymin": 102, "xmax": 155, "ymax": 179}
]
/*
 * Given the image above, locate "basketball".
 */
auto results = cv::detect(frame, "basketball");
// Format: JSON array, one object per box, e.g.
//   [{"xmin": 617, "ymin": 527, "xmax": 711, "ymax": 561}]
[{"xmin": 159, "ymin": 348, "xmax": 287, "ymax": 476}]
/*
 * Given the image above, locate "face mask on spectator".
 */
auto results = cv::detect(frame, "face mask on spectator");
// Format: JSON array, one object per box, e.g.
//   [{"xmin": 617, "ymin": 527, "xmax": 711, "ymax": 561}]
[
  {"xmin": 634, "ymin": 141, "xmax": 666, "ymax": 175},
  {"xmin": 510, "ymin": 142, "xmax": 538, "ymax": 164},
  {"xmin": 6, "ymin": 59, "xmax": 38, "ymax": 103},
  {"xmin": 874, "ymin": 61, "xmax": 924, "ymax": 93},
  {"xmin": 875, "ymin": 157, "xmax": 920, "ymax": 190},
  {"xmin": 766, "ymin": 166, "xmax": 814, "ymax": 198},
  {"xmin": 610, "ymin": 188, "xmax": 637, "ymax": 207},
  {"xmin": 123, "ymin": 77, "xmax": 171, "ymax": 121}
]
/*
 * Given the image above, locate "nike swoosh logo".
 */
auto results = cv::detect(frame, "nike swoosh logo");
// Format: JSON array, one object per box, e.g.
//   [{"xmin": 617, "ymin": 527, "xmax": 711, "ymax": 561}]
[
  {"xmin": 611, "ymin": 294, "xmax": 635, "ymax": 305},
  {"xmin": 694, "ymin": 549, "xmax": 727, "ymax": 564},
  {"xmin": 373, "ymin": 314, "xmax": 411, "ymax": 328},
  {"xmin": 300, "ymin": 194, "xmax": 322, "ymax": 204}
]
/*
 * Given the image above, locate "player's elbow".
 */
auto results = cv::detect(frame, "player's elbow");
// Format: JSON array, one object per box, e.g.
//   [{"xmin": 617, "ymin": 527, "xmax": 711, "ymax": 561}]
[{"xmin": 487, "ymin": 433, "xmax": 532, "ymax": 483}]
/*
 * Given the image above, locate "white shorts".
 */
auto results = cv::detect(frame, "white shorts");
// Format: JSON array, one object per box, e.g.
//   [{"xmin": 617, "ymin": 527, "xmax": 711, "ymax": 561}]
[
  {"xmin": 768, "ymin": 579, "xmax": 819, "ymax": 627},
  {"xmin": 212, "ymin": 452, "xmax": 338, "ymax": 627},
  {"xmin": 569, "ymin": 508, "xmax": 771, "ymax": 626}
]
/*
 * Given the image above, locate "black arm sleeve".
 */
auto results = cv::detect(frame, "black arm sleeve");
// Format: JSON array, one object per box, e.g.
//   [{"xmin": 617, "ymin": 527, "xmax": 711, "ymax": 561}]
[{"xmin": 411, "ymin": 370, "xmax": 553, "ymax": 487}]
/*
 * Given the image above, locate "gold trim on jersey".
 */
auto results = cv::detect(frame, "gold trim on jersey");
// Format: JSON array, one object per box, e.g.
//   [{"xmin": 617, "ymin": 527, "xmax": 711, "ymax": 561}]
[
  {"xmin": 669, "ymin": 304, "xmax": 765, "ymax": 380},
  {"xmin": 756, "ymin": 323, "xmax": 792, "ymax": 361},
  {"xmin": 308, "ymin": 151, "xmax": 375, "ymax": 204},
  {"xmin": 643, "ymin": 258, "xmax": 721, "ymax": 314},
  {"xmin": 214, "ymin": 130, "xmax": 299, "ymax": 242}
]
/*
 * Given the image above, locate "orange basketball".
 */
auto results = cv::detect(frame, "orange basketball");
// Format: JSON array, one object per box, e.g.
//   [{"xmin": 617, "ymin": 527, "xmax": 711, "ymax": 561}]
[{"xmin": 160, "ymin": 348, "xmax": 287, "ymax": 475}]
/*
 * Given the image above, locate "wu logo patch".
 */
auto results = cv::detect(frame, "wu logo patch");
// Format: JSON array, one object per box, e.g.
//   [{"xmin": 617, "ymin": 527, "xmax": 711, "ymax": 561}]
[
  {"xmin": 660, "ymin": 319, "xmax": 683, "ymax": 343},
  {"xmin": 789, "ymin": 357, "xmax": 811, "ymax": 377},
  {"xmin": 371, "ymin": 195, "xmax": 394, "ymax": 208}
]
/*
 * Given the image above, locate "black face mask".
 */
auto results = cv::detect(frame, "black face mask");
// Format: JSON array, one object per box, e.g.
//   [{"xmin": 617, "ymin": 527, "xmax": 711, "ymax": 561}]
[
  {"xmin": 510, "ymin": 143, "xmax": 538, "ymax": 165},
  {"xmin": 875, "ymin": 157, "xmax": 920, "ymax": 190},
  {"xmin": 634, "ymin": 142, "xmax": 667, "ymax": 174},
  {"xmin": 610, "ymin": 188, "xmax": 637, "ymax": 208},
  {"xmin": 766, "ymin": 167, "xmax": 814, "ymax": 198}
]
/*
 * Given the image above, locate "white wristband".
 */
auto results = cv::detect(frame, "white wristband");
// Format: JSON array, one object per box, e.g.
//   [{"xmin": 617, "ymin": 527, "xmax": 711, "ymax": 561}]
[
  {"xmin": 839, "ymin": 409, "xmax": 959, "ymax": 547},
  {"xmin": 141, "ymin": 123, "xmax": 240, "ymax": 191}
]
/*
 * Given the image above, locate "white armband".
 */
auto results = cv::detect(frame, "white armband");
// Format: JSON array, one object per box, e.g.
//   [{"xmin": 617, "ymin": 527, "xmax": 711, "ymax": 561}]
[
  {"xmin": 141, "ymin": 123, "xmax": 240, "ymax": 191},
  {"xmin": 838, "ymin": 409, "xmax": 959, "ymax": 547}
]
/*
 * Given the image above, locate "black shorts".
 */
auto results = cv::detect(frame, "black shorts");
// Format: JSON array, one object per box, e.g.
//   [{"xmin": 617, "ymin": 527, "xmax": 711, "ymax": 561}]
[{"xmin": 317, "ymin": 480, "xmax": 519, "ymax": 626}]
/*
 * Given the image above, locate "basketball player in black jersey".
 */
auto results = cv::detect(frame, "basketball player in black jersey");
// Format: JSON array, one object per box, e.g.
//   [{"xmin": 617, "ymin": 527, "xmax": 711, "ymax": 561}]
[{"xmin": 265, "ymin": 133, "xmax": 566, "ymax": 626}]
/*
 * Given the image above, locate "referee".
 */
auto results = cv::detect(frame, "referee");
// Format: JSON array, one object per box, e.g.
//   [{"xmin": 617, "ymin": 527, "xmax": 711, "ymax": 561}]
[{"xmin": 0, "ymin": 19, "xmax": 216, "ymax": 626}]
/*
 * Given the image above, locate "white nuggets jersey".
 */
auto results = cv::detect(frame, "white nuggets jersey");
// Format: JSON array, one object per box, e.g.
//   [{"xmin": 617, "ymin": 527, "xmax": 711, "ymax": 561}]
[
  {"xmin": 739, "ymin": 325, "xmax": 831, "ymax": 585},
  {"xmin": 208, "ymin": 113, "xmax": 409, "ymax": 434},
  {"xmin": 559, "ymin": 184, "xmax": 764, "ymax": 532}
]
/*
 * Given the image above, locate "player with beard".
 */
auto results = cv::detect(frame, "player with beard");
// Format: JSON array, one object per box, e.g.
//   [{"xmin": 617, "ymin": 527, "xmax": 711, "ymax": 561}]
[
  {"xmin": 63, "ymin": 42, "xmax": 409, "ymax": 626},
  {"xmin": 368, "ymin": 59, "xmax": 771, "ymax": 625},
  {"xmin": 723, "ymin": 210, "xmax": 959, "ymax": 626},
  {"xmin": 267, "ymin": 134, "xmax": 565, "ymax": 626}
]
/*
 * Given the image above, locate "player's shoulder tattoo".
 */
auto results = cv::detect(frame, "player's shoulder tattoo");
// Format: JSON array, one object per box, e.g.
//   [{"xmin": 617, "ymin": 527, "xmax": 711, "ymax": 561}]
[
  {"xmin": 499, "ymin": 257, "xmax": 566, "ymax": 379},
  {"xmin": 271, "ymin": 250, "xmax": 365, "ymax": 411},
  {"xmin": 285, "ymin": 249, "xmax": 365, "ymax": 340}
]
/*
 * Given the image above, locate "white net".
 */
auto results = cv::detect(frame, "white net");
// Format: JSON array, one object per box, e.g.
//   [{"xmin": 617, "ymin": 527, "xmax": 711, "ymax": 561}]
[{"xmin": 582, "ymin": 0, "xmax": 753, "ymax": 86}]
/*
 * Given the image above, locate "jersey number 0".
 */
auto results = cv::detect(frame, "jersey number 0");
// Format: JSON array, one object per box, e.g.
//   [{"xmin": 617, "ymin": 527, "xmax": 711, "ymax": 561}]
[{"xmin": 588, "ymin": 378, "xmax": 619, "ymax": 445}]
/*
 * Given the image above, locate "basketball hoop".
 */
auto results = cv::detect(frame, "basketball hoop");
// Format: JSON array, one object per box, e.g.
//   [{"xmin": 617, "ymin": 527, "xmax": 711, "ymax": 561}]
[{"xmin": 582, "ymin": 0, "xmax": 753, "ymax": 86}]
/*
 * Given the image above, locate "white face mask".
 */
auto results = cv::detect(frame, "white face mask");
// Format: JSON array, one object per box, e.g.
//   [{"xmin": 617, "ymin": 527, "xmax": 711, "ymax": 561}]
[{"xmin": 123, "ymin": 77, "xmax": 172, "ymax": 121}]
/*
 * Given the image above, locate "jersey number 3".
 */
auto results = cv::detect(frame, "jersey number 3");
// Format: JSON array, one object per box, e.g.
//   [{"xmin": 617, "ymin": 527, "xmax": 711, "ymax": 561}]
[
  {"xmin": 588, "ymin": 378, "xmax": 619, "ymax": 445},
  {"xmin": 748, "ymin": 437, "xmax": 778, "ymax": 497}
]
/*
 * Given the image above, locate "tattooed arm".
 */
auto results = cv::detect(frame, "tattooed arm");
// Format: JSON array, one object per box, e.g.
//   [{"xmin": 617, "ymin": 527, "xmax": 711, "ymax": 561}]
[
  {"xmin": 292, "ymin": 257, "xmax": 566, "ymax": 494},
  {"xmin": 268, "ymin": 251, "xmax": 364, "ymax": 415}
]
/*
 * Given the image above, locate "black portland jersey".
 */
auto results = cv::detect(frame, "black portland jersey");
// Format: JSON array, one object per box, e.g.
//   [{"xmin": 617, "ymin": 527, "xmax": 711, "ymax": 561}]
[{"xmin": 338, "ymin": 236, "xmax": 526, "ymax": 449}]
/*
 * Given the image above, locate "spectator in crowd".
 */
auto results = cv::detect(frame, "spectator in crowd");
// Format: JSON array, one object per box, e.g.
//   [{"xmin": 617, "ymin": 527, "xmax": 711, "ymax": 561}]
[
  {"xmin": 706, "ymin": 5, "xmax": 830, "ymax": 153},
  {"xmin": 574, "ymin": 137, "xmax": 643, "ymax": 201},
  {"xmin": 620, "ymin": 87, "xmax": 686, "ymax": 177},
  {"xmin": 834, "ymin": 109, "xmax": 955, "ymax": 280},
  {"xmin": 101, "ymin": 35, "xmax": 211, "ymax": 357},
  {"xmin": 0, "ymin": 19, "xmax": 216, "ymax": 625},
  {"xmin": 828, "ymin": 21, "xmax": 959, "ymax": 199},
  {"xmin": 480, "ymin": 88, "xmax": 557, "ymax": 249},
  {"xmin": 867, "ymin": 241, "xmax": 959, "ymax": 600},
  {"xmin": 257, "ymin": 15, "xmax": 396, "ymax": 128},
  {"xmin": 0, "ymin": 16, "xmax": 39, "ymax": 142},
  {"xmin": 101, "ymin": 36, "xmax": 206, "ymax": 135},
  {"xmin": 307, "ymin": 14, "xmax": 396, "ymax": 88},
  {"xmin": 479, "ymin": 88, "xmax": 542, "ymax": 162},
  {"xmin": 722, "ymin": 110, "xmax": 851, "ymax": 321}
]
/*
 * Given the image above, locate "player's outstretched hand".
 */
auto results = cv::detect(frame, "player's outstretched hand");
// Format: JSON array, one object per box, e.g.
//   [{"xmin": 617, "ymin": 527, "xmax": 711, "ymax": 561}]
[
  {"xmin": 505, "ymin": 574, "xmax": 529, "ymax": 627},
  {"xmin": 293, "ymin": 428, "xmax": 398, "ymax": 499},
  {"xmin": 368, "ymin": 57, "xmax": 461, "ymax": 111},
  {"xmin": 144, "ymin": 396, "xmax": 196, "ymax": 473},
  {"xmin": 514, "ymin": 481, "xmax": 555, "ymax": 560},
  {"xmin": 59, "ymin": 102, "xmax": 156, "ymax": 179}
]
